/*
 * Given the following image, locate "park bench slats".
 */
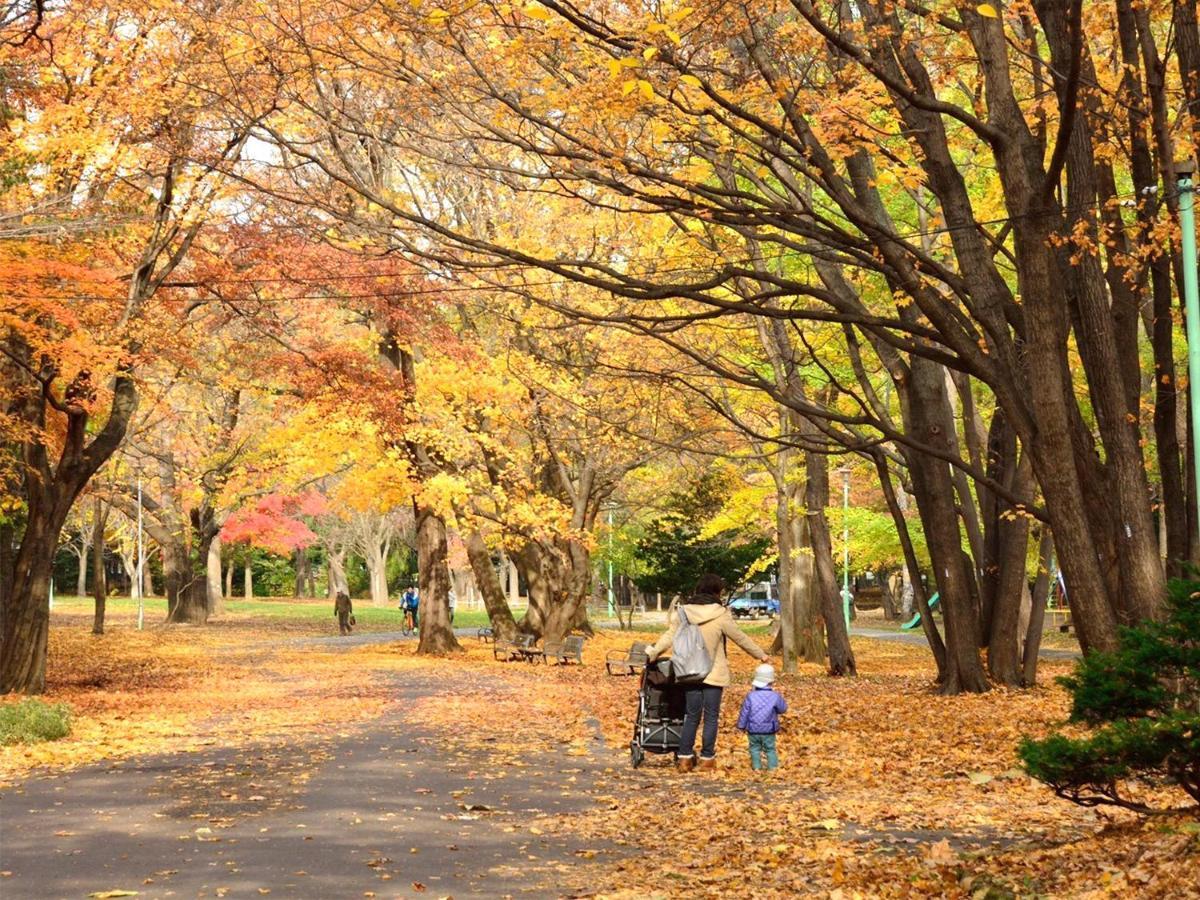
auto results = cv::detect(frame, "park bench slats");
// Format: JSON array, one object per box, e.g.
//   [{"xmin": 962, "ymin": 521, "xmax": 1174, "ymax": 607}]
[
  {"xmin": 477, "ymin": 627, "xmax": 495, "ymax": 643},
  {"xmin": 605, "ymin": 641, "xmax": 649, "ymax": 676},
  {"xmin": 493, "ymin": 632, "xmax": 539, "ymax": 662},
  {"xmin": 539, "ymin": 634, "xmax": 586, "ymax": 665}
]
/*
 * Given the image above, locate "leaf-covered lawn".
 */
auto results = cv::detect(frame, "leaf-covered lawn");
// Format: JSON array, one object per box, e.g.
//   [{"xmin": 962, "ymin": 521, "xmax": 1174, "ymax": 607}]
[{"xmin": 2, "ymin": 609, "xmax": 1195, "ymax": 897}]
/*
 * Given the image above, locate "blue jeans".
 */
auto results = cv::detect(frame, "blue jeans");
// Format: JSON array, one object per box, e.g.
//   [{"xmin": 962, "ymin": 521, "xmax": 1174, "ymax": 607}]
[
  {"xmin": 678, "ymin": 685, "xmax": 723, "ymax": 759},
  {"xmin": 747, "ymin": 733, "xmax": 778, "ymax": 770}
]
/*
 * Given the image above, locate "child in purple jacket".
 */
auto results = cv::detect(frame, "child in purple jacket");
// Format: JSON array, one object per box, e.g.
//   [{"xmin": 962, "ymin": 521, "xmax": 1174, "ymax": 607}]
[{"xmin": 736, "ymin": 664, "xmax": 787, "ymax": 770}]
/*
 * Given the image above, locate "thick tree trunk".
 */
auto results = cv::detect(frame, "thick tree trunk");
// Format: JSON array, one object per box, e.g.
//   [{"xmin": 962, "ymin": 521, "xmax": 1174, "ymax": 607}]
[
  {"xmin": 905, "ymin": 357, "xmax": 989, "ymax": 694},
  {"xmin": 91, "ymin": 498, "xmax": 108, "ymax": 635},
  {"xmin": 224, "ymin": 557, "xmax": 233, "ymax": 601},
  {"xmin": 243, "ymin": 558, "xmax": 252, "ymax": 599},
  {"xmin": 415, "ymin": 504, "xmax": 461, "ymax": 654},
  {"xmin": 207, "ymin": 534, "xmax": 224, "ymax": 616},
  {"xmin": 167, "ymin": 534, "xmax": 209, "ymax": 625},
  {"xmin": 465, "ymin": 530, "xmax": 519, "ymax": 641},
  {"xmin": 514, "ymin": 537, "xmax": 592, "ymax": 643}
]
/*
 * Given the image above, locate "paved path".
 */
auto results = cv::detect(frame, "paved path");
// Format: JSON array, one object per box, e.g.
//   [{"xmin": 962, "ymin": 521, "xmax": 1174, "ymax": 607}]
[
  {"xmin": 0, "ymin": 676, "xmax": 617, "ymax": 900},
  {"xmin": 851, "ymin": 627, "xmax": 1081, "ymax": 659}
]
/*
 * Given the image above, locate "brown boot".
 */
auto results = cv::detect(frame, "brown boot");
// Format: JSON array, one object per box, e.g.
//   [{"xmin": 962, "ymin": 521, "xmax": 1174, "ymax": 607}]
[
  {"xmin": 697, "ymin": 757, "xmax": 717, "ymax": 771},
  {"xmin": 676, "ymin": 756, "xmax": 696, "ymax": 773}
]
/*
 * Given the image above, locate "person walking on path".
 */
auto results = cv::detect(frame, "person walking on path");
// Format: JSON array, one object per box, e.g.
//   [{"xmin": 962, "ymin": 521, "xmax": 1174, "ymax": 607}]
[
  {"xmin": 645, "ymin": 573, "xmax": 770, "ymax": 772},
  {"xmin": 335, "ymin": 591, "xmax": 354, "ymax": 636},
  {"xmin": 737, "ymin": 664, "xmax": 787, "ymax": 771}
]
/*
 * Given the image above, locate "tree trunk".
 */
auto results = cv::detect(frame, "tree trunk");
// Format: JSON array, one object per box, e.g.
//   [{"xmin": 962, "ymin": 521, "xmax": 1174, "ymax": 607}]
[
  {"xmin": 366, "ymin": 543, "xmax": 389, "ymax": 605},
  {"xmin": 1022, "ymin": 530, "xmax": 1055, "ymax": 686},
  {"xmin": 91, "ymin": 498, "xmax": 108, "ymax": 635},
  {"xmin": 905, "ymin": 357, "xmax": 989, "ymax": 694},
  {"xmin": 464, "ymin": 530, "xmax": 519, "ymax": 641},
  {"xmin": 327, "ymin": 549, "xmax": 349, "ymax": 598},
  {"xmin": 774, "ymin": 470, "xmax": 798, "ymax": 673},
  {"xmin": 243, "ymin": 557, "xmax": 252, "ymax": 599},
  {"xmin": 0, "ymin": 522, "xmax": 13, "ymax": 631},
  {"xmin": 224, "ymin": 556, "xmax": 233, "ymax": 601},
  {"xmin": 76, "ymin": 534, "xmax": 89, "ymax": 598},
  {"xmin": 415, "ymin": 504, "xmax": 461, "ymax": 654},
  {"xmin": 986, "ymin": 461, "xmax": 1032, "ymax": 686},
  {"xmin": 875, "ymin": 450, "xmax": 946, "ymax": 678},
  {"xmin": 207, "ymin": 534, "xmax": 224, "ymax": 616},
  {"xmin": 800, "ymin": 447, "xmax": 856, "ymax": 675},
  {"xmin": 167, "ymin": 536, "xmax": 209, "ymax": 625}
]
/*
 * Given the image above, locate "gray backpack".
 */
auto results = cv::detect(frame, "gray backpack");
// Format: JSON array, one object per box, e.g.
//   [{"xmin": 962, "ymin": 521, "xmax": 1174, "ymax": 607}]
[{"xmin": 670, "ymin": 607, "xmax": 713, "ymax": 683}]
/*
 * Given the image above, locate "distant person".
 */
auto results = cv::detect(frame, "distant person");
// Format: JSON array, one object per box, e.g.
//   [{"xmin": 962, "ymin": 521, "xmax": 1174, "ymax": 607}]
[
  {"xmin": 401, "ymin": 585, "xmax": 419, "ymax": 635},
  {"xmin": 645, "ymin": 573, "xmax": 770, "ymax": 772},
  {"xmin": 447, "ymin": 587, "xmax": 457, "ymax": 625},
  {"xmin": 334, "ymin": 591, "xmax": 354, "ymax": 636},
  {"xmin": 737, "ymin": 664, "xmax": 787, "ymax": 771}
]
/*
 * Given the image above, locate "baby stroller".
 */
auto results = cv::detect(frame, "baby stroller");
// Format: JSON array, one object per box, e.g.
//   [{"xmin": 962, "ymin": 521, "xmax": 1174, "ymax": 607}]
[{"xmin": 630, "ymin": 659, "xmax": 688, "ymax": 767}]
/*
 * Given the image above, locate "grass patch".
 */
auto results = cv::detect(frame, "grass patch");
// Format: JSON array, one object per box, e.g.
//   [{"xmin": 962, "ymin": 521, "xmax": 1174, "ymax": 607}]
[{"xmin": 0, "ymin": 698, "xmax": 72, "ymax": 745}]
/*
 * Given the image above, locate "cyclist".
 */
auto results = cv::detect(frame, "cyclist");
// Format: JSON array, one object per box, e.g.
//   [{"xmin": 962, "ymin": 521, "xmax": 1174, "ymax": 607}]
[{"xmin": 400, "ymin": 585, "xmax": 419, "ymax": 635}]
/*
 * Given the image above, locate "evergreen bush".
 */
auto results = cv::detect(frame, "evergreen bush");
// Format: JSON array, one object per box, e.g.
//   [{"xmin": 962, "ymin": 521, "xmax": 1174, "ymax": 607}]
[{"xmin": 1018, "ymin": 578, "xmax": 1199, "ymax": 812}]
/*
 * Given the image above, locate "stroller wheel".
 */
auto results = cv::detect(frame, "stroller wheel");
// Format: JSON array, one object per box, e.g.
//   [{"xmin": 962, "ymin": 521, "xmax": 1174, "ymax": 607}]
[{"xmin": 630, "ymin": 741, "xmax": 644, "ymax": 768}]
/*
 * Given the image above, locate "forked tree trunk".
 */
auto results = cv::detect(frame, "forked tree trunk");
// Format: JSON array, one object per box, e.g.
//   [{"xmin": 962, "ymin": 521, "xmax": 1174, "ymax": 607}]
[
  {"xmin": 464, "ymin": 530, "xmax": 519, "ymax": 641},
  {"xmin": 415, "ymin": 504, "xmax": 461, "ymax": 654},
  {"xmin": 327, "ymin": 549, "xmax": 349, "ymax": 598}
]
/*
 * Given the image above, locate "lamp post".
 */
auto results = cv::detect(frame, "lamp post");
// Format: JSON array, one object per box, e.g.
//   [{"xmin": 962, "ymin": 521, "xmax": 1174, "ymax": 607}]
[
  {"xmin": 837, "ymin": 465, "xmax": 852, "ymax": 629},
  {"xmin": 1176, "ymin": 159, "xmax": 1200, "ymax": 543},
  {"xmin": 136, "ymin": 476, "xmax": 144, "ymax": 631}
]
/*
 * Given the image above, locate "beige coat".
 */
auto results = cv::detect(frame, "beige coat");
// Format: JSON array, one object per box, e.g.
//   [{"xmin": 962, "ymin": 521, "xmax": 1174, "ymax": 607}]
[{"xmin": 646, "ymin": 602, "xmax": 768, "ymax": 687}]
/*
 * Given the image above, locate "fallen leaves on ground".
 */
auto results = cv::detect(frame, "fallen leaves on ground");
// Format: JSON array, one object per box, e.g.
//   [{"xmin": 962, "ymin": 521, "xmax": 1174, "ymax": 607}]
[{"xmin": 5, "ymin": 611, "xmax": 1197, "ymax": 897}]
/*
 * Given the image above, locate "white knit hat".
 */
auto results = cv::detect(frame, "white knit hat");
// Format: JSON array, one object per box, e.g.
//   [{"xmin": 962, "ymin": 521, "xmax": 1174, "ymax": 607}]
[{"xmin": 751, "ymin": 663, "xmax": 776, "ymax": 688}]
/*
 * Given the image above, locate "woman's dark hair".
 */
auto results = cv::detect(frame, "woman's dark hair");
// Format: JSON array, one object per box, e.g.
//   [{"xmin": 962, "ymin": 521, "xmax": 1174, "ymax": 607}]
[{"xmin": 693, "ymin": 573, "xmax": 726, "ymax": 599}]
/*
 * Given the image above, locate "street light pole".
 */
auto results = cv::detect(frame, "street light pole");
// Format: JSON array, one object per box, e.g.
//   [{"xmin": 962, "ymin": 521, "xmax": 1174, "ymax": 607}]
[
  {"xmin": 838, "ymin": 465, "xmax": 851, "ymax": 629},
  {"xmin": 1176, "ymin": 159, "xmax": 1200, "ymax": 544},
  {"xmin": 136, "ymin": 477, "xmax": 144, "ymax": 631}
]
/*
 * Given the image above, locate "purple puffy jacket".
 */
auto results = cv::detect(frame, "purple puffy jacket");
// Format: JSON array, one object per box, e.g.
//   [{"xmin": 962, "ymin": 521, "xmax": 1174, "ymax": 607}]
[{"xmin": 736, "ymin": 687, "xmax": 787, "ymax": 734}]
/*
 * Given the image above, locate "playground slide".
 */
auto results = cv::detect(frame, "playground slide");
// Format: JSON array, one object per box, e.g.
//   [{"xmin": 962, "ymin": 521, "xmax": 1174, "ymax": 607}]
[{"xmin": 900, "ymin": 592, "xmax": 940, "ymax": 630}]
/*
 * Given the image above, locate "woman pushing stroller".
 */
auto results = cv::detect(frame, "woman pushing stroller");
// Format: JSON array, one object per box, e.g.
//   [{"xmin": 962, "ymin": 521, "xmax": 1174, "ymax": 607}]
[{"xmin": 644, "ymin": 573, "xmax": 771, "ymax": 772}]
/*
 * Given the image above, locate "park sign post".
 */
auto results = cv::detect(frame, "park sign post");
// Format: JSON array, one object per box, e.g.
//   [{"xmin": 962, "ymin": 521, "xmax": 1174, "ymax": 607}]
[{"xmin": 1178, "ymin": 159, "xmax": 1200, "ymax": 545}]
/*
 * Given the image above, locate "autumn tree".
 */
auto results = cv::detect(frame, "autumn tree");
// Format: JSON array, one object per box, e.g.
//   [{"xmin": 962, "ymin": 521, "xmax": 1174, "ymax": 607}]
[{"xmin": 0, "ymin": 0, "xmax": 261, "ymax": 691}]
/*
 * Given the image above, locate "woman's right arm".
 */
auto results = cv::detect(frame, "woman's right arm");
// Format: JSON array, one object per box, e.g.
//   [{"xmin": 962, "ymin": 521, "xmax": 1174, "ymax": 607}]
[{"xmin": 722, "ymin": 615, "xmax": 769, "ymax": 661}]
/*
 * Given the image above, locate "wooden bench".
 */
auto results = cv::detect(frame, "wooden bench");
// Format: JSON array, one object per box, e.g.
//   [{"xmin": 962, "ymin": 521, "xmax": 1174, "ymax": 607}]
[
  {"xmin": 477, "ymin": 627, "xmax": 495, "ymax": 643},
  {"xmin": 493, "ymin": 632, "xmax": 538, "ymax": 662},
  {"xmin": 539, "ymin": 634, "xmax": 586, "ymax": 665},
  {"xmin": 605, "ymin": 641, "xmax": 650, "ymax": 676}
]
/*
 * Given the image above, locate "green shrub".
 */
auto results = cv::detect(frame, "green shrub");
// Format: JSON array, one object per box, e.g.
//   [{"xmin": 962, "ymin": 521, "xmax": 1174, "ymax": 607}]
[
  {"xmin": 0, "ymin": 698, "xmax": 72, "ymax": 745},
  {"xmin": 1018, "ymin": 578, "xmax": 1200, "ymax": 812}
]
